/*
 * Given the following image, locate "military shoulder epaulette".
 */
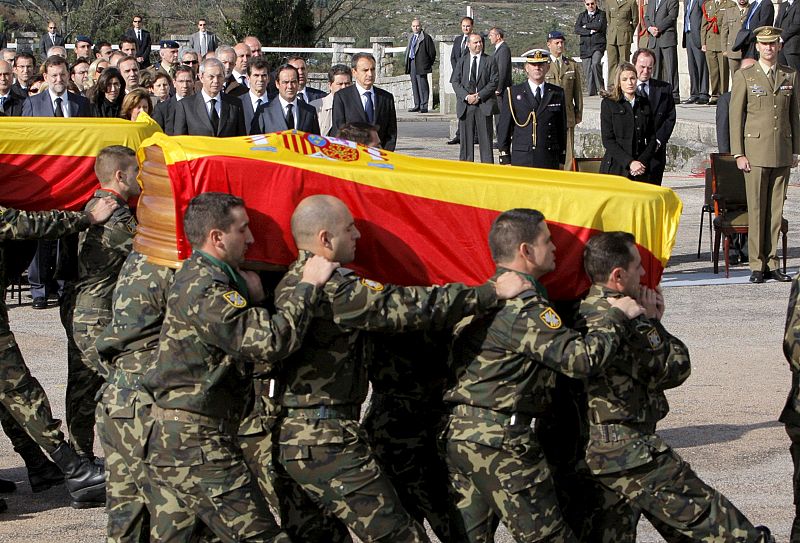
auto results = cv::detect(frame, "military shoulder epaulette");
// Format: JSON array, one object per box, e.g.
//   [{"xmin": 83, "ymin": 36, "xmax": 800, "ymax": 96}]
[
  {"xmin": 208, "ymin": 267, "xmax": 229, "ymax": 285},
  {"xmin": 336, "ymin": 267, "xmax": 355, "ymax": 277},
  {"xmin": 518, "ymin": 288, "xmax": 539, "ymax": 300}
]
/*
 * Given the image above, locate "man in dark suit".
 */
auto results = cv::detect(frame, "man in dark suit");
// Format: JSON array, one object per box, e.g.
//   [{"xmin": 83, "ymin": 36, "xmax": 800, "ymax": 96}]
[
  {"xmin": 22, "ymin": 56, "xmax": 90, "ymax": 117},
  {"xmin": 575, "ymin": 0, "xmax": 608, "ymax": 95},
  {"xmin": 153, "ymin": 65, "xmax": 195, "ymax": 135},
  {"xmin": 287, "ymin": 56, "xmax": 327, "ymax": 103},
  {"xmin": 0, "ymin": 60, "xmax": 26, "ymax": 116},
  {"xmin": 645, "ymin": 0, "xmax": 681, "ymax": 101},
  {"xmin": 239, "ymin": 57, "xmax": 272, "ymax": 134},
  {"xmin": 734, "ymin": 0, "xmax": 775, "ymax": 58},
  {"xmin": 331, "ymin": 52, "xmax": 397, "ymax": 151},
  {"xmin": 12, "ymin": 52, "xmax": 35, "ymax": 96},
  {"xmin": 451, "ymin": 32, "xmax": 498, "ymax": 163},
  {"xmin": 218, "ymin": 45, "xmax": 248, "ymax": 98},
  {"xmin": 173, "ymin": 57, "xmax": 246, "ymax": 137},
  {"xmin": 683, "ymin": 0, "xmax": 710, "ymax": 103},
  {"xmin": 489, "ymin": 26, "xmax": 512, "ymax": 142},
  {"xmin": 188, "ymin": 19, "xmax": 218, "ymax": 57},
  {"xmin": 405, "ymin": 18, "xmax": 436, "ymax": 113},
  {"xmin": 260, "ymin": 64, "xmax": 320, "ymax": 134},
  {"xmin": 448, "ymin": 16, "xmax": 474, "ymax": 144},
  {"xmin": 498, "ymin": 50, "xmax": 566, "ymax": 169},
  {"xmin": 777, "ymin": 0, "xmax": 800, "ymax": 69},
  {"xmin": 38, "ymin": 22, "xmax": 64, "ymax": 60},
  {"xmin": 633, "ymin": 48, "xmax": 676, "ymax": 185},
  {"xmin": 123, "ymin": 15, "xmax": 152, "ymax": 68}
]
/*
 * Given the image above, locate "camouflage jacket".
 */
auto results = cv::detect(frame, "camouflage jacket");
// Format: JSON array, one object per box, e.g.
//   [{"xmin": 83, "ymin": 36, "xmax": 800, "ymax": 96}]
[
  {"xmin": 73, "ymin": 190, "xmax": 136, "ymax": 313},
  {"xmin": 0, "ymin": 205, "xmax": 90, "ymax": 334},
  {"xmin": 142, "ymin": 250, "xmax": 319, "ymax": 422},
  {"xmin": 580, "ymin": 284, "xmax": 691, "ymax": 474},
  {"xmin": 443, "ymin": 269, "xmax": 628, "ymax": 417},
  {"xmin": 275, "ymin": 250, "xmax": 499, "ymax": 411},
  {"xmin": 95, "ymin": 251, "xmax": 175, "ymax": 382},
  {"xmin": 781, "ymin": 275, "xmax": 800, "ymax": 426}
]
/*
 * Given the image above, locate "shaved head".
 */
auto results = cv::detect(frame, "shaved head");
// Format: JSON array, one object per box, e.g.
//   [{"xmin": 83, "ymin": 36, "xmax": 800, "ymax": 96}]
[{"xmin": 291, "ymin": 195, "xmax": 347, "ymax": 247}]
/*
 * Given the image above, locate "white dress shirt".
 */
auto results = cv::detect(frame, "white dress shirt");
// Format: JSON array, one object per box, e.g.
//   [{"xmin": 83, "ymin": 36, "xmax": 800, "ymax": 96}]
[
  {"xmin": 202, "ymin": 89, "xmax": 221, "ymax": 118},
  {"xmin": 48, "ymin": 88, "xmax": 70, "ymax": 117}
]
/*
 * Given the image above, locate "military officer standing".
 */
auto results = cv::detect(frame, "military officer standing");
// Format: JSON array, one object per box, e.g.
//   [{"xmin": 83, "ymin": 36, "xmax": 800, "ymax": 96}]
[
  {"xmin": 546, "ymin": 31, "xmax": 583, "ymax": 170},
  {"xmin": 606, "ymin": 0, "xmax": 639, "ymax": 87},
  {"xmin": 703, "ymin": 0, "xmax": 729, "ymax": 103},
  {"xmin": 275, "ymin": 194, "xmax": 529, "ymax": 543},
  {"xmin": 720, "ymin": 0, "xmax": 750, "ymax": 75},
  {"xmin": 498, "ymin": 50, "xmax": 567, "ymax": 169},
  {"xmin": 142, "ymin": 192, "xmax": 337, "ymax": 542},
  {"xmin": 580, "ymin": 231, "xmax": 775, "ymax": 542},
  {"xmin": 442, "ymin": 209, "xmax": 642, "ymax": 543},
  {"xmin": 730, "ymin": 25, "xmax": 799, "ymax": 283},
  {"xmin": 69, "ymin": 146, "xmax": 140, "ymax": 467},
  {"xmin": 782, "ymin": 273, "xmax": 800, "ymax": 542}
]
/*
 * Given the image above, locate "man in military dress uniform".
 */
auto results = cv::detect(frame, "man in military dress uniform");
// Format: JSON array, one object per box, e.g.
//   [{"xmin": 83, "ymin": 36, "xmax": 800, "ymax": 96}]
[
  {"xmin": 580, "ymin": 231, "xmax": 775, "ymax": 542},
  {"xmin": 0, "ymin": 201, "xmax": 116, "ymax": 508},
  {"xmin": 730, "ymin": 25, "xmax": 800, "ymax": 283},
  {"xmin": 442, "ymin": 209, "xmax": 643, "ymax": 543},
  {"xmin": 142, "ymin": 192, "xmax": 337, "ymax": 542},
  {"xmin": 720, "ymin": 0, "xmax": 750, "ymax": 75},
  {"xmin": 782, "ymin": 273, "xmax": 800, "ymax": 542},
  {"xmin": 703, "ymin": 0, "xmax": 729, "ymax": 103},
  {"xmin": 498, "ymin": 50, "xmax": 567, "ymax": 169},
  {"xmin": 274, "ymin": 194, "xmax": 529, "ymax": 543},
  {"xmin": 606, "ymin": 0, "xmax": 639, "ymax": 87},
  {"xmin": 546, "ymin": 32, "xmax": 583, "ymax": 170},
  {"xmin": 68, "ymin": 146, "xmax": 140, "ymax": 469}
]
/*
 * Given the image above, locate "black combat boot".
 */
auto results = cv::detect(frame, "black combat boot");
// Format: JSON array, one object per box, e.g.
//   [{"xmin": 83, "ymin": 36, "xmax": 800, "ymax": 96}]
[
  {"xmin": 0, "ymin": 479, "xmax": 15, "ymax": 493},
  {"xmin": 19, "ymin": 443, "xmax": 63, "ymax": 492},
  {"xmin": 756, "ymin": 526, "xmax": 775, "ymax": 543},
  {"xmin": 50, "ymin": 442, "xmax": 106, "ymax": 509}
]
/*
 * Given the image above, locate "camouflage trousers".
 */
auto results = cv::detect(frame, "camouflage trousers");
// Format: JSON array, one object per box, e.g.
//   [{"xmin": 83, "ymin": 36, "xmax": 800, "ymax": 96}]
[
  {"xmin": 442, "ymin": 413, "xmax": 578, "ymax": 543},
  {"xmin": 786, "ymin": 424, "xmax": 800, "ymax": 543},
  {"xmin": 362, "ymin": 395, "xmax": 457, "ymax": 542},
  {"xmin": 96, "ymin": 381, "xmax": 152, "ymax": 543},
  {"xmin": 0, "ymin": 333, "xmax": 64, "ymax": 454},
  {"xmin": 239, "ymin": 394, "xmax": 352, "ymax": 543},
  {"xmin": 145, "ymin": 418, "xmax": 290, "ymax": 543},
  {"xmin": 278, "ymin": 415, "xmax": 429, "ymax": 542},
  {"xmin": 593, "ymin": 444, "xmax": 768, "ymax": 542},
  {"xmin": 67, "ymin": 303, "xmax": 107, "ymax": 457}
]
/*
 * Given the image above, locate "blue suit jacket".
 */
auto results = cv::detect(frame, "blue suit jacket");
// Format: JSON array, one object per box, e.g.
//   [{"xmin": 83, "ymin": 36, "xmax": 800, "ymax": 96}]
[
  {"xmin": 22, "ymin": 91, "xmax": 90, "ymax": 117},
  {"xmin": 239, "ymin": 93, "xmax": 271, "ymax": 135}
]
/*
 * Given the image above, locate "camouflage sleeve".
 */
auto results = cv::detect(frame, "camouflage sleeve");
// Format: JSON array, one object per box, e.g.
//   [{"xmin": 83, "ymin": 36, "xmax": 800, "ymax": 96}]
[
  {"xmin": 0, "ymin": 206, "xmax": 90, "ymax": 241},
  {"xmin": 329, "ymin": 276, "xmax": 498, "ymax": 332},
  {"xmin": 93, "ymin": 203, "xmax": 135, "ymax": 254},
  {"xmin": 641, "ymin": 320, "xmax": 691, "ymax": 390},
  {"xmin": 784, "ymin": 276, "xmax": 800, "ymax": 372},
  {"xmin": 192, "ymin": 281, "xmax": 319, "ymax": 365},
  {"xmin": 516, "ymin": 302, "xmax": 627, "ymax": 379}
]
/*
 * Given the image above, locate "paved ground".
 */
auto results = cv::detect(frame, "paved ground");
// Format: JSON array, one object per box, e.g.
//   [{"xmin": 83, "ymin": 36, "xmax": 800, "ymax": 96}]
[{"xmin": 0, "ymin": 111, "xmax": 797, "ymax": 542}]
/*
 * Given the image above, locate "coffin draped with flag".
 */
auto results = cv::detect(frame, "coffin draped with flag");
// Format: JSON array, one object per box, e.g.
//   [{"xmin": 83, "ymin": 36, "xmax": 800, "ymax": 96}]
[{"xmin": 136, "ymin": 130, "xmax": 682, "ymax": 300}]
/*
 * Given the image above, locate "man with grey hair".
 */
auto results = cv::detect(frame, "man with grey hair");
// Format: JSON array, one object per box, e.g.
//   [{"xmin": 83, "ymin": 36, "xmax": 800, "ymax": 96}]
[
  {"xmin": 404, "ymin": 17, "xmax": 436, "ymax": 113},
  {"xmin": 217, "ymin": 45, "xmax": 247, "ymax": 97},
  {"xmin": 47, "ymin": 45, "xmax": 67, "ymax": 59},
  {"xmin": 180, "ymin": 48, "xmax": 200, "ymax": 77},
  {"xmin": 244, "ymin": 35, "xmax": 262, "ymax": 57},
  {"xmin": 0, "ymin": 49, "xmax": 14, "ymax": 64},
  {"xmin": 174, "ymin": 57, "xmax": 245, "ymax": 136}
]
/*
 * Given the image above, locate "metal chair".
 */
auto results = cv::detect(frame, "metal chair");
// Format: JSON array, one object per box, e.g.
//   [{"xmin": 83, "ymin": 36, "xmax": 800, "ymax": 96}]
[{"xmin": 697, "ymin": 167, "xmax": 713, "ymax": 258}]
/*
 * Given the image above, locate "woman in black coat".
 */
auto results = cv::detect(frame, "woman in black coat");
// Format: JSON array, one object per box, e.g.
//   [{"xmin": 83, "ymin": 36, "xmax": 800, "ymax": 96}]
[
  {"xmin": 599, "ymin": 62, "xmax": 658, "ymax": 183},
  {"xmin": 87, "ymin": 68, "xmax": 126, "ymax": 118}
]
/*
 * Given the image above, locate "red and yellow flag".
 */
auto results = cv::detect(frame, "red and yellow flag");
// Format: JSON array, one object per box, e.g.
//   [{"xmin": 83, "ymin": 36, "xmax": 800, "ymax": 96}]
[
  {"xmin": 0, "ymin": 114, "xmax": 162, "ymax": 211},
  {"xmin": 140, "ymin": 131, "xmax": 682, "ymax": 300}
]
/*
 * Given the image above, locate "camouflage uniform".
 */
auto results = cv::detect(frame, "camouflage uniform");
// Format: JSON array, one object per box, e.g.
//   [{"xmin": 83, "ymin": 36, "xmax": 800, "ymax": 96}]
[
  {"xmin": 142, "ymin": 250, "xmax": 319, "ymax": 543},
  {"xmin": 782, "ymin": 274, "xmax": 800, "ymax": 543},
  {"xmin": 0, "ymin": 206, "xmax": 92, "ymax": 455},
  {"xmin": 362, "ymin": 330, "xmax": 457, "ymax": 541},
  {"xmin": 94, "ymin": 251, "xmax": 178, "ymax": 542},
  {"xmin": 442, "ymin": 269, "xmax": 629, "ymax": 543},
  {"xmin": 581, "ymin": 284, "xmax": 770, "ymax": 543},
  {"xmin": 69, "ymin": 190, "xmax": 137, "ymax": 458},
  {"xmin": 275, "ymin": 250, "xmax": 500, "ymax": 543}
]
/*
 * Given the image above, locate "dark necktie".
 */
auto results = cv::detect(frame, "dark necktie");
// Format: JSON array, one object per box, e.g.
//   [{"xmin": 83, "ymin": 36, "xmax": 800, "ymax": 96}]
[
  {"xmin": 364, "ymin": 91, "xmax": 375, "ymax": 123},
  {"xmin": 0, "ymin": 96, "xmax": 6, "ymax": 112},
  {"xmin": 136, "ymin": 30, "xmax": 141, "ymax": 41},
  {"xmin": 462, "ymin": 35, "xmax": 467, "ymax": 52},
  {"xmin": 54, "ymin": 97, "xmax": 64, "ymax": 117},
  {"xmin": 410, "ymin": 34, "xmax": 417, "ymax": 59},
  {"xmin": 469, "ymin": 56, "xmax": 477, "ymax": 93},
  {"xmin": 252, "ymin": 98, "xmax": 264, "ymax": 133},
  {"xmin": 533, "ymin": 86, "xmax": 541, "ymax": 109},
  {"xmin": 240, "ymin": 75, "xmax": 247, "ymax": 88},
  {"xmin": 286, "ymin": 103, "xmax": 295, "ymax": 129},
  {"xmin": 637, "ymin": 82, "xmax": 647, "ymax": 97},
  {"xmin": 745, "ymin": 1, "xmax": 760, "ymax": 28},
  {"xmin": 209, "ymin": 98, "xmax": 219, "ymax": 134},
  {"xmin": 297, "ymin": 92, "xmax": 306, "ymax": 103}
]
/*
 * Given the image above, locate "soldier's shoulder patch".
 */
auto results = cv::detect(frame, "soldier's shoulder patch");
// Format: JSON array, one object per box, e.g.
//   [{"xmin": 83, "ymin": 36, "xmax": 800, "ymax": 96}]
[
  {"xmin": 222, "ymin": 290, "xmax": 247, "ymax": 308},
  {"xmin": 539, "ymin": 307, "xmax": 562, "ymax": 329},
  {"xmin": 646, "ymin": 327, "xmax": 662, "ymax": 349},
  {"xmin": 360, "ymin": 278, "xmax": 384, "ymax": 291},
  {"xmin": 125, "ymin": 216, "xmax": 137, "ymax": 234}
]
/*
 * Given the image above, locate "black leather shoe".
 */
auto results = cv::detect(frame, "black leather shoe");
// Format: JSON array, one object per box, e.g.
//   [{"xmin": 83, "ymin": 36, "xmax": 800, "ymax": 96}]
[
  {"xmin": 682, "ymin": 96, "xmax": 699, "ymax": 104},
  {"xmin": 408, "ymin": 106, "xmax": 420, "ymax": 112},
  {"xmin": 766, "ymin": 269, "xmax": 792, "ymax": 282},
  {"xmin": 447, "ymin": 137, "xmax": 460, "ymax": 145},
  {"xmin": 0, "ymin": 499, "xmax": 6, "ymax": 513},
  {"xmin": 749, "ymin": 271, "xmax": 765, "ymax": 283},
  {"xmin": 419, "ymin": 108, "xmax": 428, "ymax": 113},
  {"xmin": 756, "ymin": 526, "xmax": 775, "ymax": 543},
  {"xmin": 0, "ymin": 479, "xmax": 15, "ymax": 493},
  {"xmin": 696, "ymin": 97, "xmax": 709, "ymax": 104},
  {"xmin": 31, "ymin": 297, "xmax": 47, "ymax": 309}
]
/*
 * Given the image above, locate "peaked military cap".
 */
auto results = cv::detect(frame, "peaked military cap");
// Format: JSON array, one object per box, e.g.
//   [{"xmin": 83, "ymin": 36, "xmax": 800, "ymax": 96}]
[{"xmin": 526, "ymin": 49, "xmax": 551, "ymax": 64}]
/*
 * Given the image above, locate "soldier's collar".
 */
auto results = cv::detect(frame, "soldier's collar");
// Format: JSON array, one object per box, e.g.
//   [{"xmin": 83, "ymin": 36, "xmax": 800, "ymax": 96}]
[
  {"xmin": 591, "ymin": 283, "xmax": 624, "ymax": 299},
  {"xmin": 194, "ymin": 249, "xmax": 249, "ymax": 300},
  {"xmin": 95, "ymin": 188, "xmax": 129, "ymax": 207},
  {"xmin": 495, "ymin": 266, "xmax": 548, "ymax": 299}
]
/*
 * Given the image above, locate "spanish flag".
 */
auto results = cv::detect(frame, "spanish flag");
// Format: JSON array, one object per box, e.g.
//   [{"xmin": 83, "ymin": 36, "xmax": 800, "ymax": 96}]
[
  {"xmin": 138, "ymin": 131, "xmax": 682, "ymax": 300},
  {"xmin": 0, "ymin": 115, "xmax": 162, "ymax": 211}
]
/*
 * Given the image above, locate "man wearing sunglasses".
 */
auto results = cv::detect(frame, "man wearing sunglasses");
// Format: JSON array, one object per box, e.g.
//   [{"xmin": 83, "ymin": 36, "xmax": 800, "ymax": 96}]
[
  {"xmin": 189, "ymin": 19, "xmax": 218, "ymax": 58},
  {"xmin": 123, "ymin": 15, "xmax": 152, "ymax": 68},
  {"xmin": 38, "ymin": 21, "xmax": 64, "ymax": 61}
]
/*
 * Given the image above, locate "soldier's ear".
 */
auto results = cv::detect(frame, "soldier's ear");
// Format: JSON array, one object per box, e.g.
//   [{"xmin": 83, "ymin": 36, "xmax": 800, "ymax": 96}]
[{"xmin": 319, "ymin": 228, "xmax": 333, "ymax": 249}]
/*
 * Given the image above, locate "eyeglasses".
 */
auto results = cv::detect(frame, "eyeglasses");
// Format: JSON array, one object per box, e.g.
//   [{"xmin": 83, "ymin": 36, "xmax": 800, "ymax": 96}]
[
  {"xmin": 133, "ymin": 19, "xmax": 142, "ymax": 23},
  {"xmin": 198, "ymin": 23, "xmax": 206, "ymax": 26},
  {"xmin": 183, "ymin": 60, "xmax": 198, "ymax": 65},
  {"xmin": 96, "ymin": 67, "xmax": 104, "ymax": 74},
  {"xmin": 48, "ymin": 26, "xmax": 56, "ymax": 30}
]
